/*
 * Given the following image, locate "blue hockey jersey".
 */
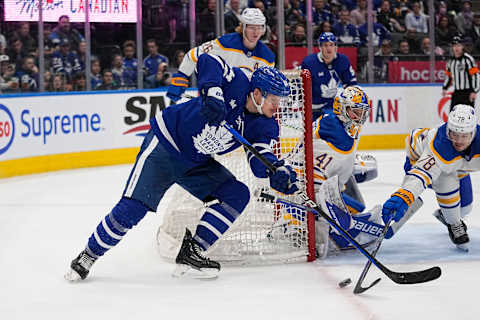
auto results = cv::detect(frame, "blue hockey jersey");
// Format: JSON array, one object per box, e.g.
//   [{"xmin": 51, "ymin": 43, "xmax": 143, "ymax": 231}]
[
  {"xmin": 301, "ymin": 52, "xmax": 357, "ymax": 111},
  {"xmin": 150, "ymin": 54, "xmax": 279, "ymax": 177}
]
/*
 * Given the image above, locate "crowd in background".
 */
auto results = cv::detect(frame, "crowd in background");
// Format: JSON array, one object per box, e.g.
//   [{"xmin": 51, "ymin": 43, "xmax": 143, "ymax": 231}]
[{"xmin": 0, "ymin": 0, "xmax": 479, "ymax": 93}]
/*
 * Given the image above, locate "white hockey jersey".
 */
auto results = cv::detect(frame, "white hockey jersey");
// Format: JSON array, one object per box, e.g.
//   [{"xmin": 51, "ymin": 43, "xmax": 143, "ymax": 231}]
[
  {"xmin": 179, "ymin": 32, "xmax": 275, "ymax": 77},
  {"xmin": 400, "ymin": 123, "xmax": 480, "ymax": 224}
]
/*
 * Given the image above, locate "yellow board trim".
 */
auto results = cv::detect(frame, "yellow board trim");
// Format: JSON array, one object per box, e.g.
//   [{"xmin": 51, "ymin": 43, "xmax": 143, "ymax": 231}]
[
  {"xmin": 0, "ymin": 147, "xmax": 140, "ymax": 178},
  {"xmin": 358, "ymin": 134, "xmax": 407, "ymax": 150}
]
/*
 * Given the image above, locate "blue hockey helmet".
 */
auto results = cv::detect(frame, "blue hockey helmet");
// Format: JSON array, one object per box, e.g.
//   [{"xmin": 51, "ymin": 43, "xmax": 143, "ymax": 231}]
[
  {"xmin": 317, "ymin": 32, "xmax": 337, "ymax": 46},
  {"xmin": 250, "ymin": 67, "xmax": 290, "ymax": 98}
]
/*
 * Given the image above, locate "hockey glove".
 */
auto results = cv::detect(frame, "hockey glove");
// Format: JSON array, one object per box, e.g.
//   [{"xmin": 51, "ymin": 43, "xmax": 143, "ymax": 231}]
[
  {"xmin": 201, "ymin": 86, "xmax": 226, "ymax": 126},
  {"xmin": 269, "ymin": 160, "xmax": 299, "ymax": 195},
  {"xmin": 166, "ymin": 72, "xmax": 189, "ymax": 102},
  {"xmin": 381, "ymin": 194, "xmax": 410, "ymax": 224}
]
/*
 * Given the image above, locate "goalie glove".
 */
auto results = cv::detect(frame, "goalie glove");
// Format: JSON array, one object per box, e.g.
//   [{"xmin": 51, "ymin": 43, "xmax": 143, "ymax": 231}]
[
  {"xmin": 268, "ymin": 160, "xmax": 299, "ymax": 195},
  {"xmin": 353, "ymin": 153, "xmax": 378, "ymax": 183}
]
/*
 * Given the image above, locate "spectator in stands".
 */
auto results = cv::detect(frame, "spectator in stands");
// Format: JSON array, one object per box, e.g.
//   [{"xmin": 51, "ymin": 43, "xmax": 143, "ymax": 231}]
[
  {"xmin": 167, "ymin": 0, "xmax": 190, "ymax": 43},
  {"xmin": 358, "ymin": 17, "xmax": 391, "ymax": 53},
  {"xmin": 396, "ymin": 38, "xmax": 411, "ymax": 56},
  {"xmin": 284, "ymin": 0, "xmax": 306, "ymax": 27},
  {"xmin": 48, "ymin": 73, "xmax": 67, "ymax": 92},
  {"xmin": 51, "ymin": 38, "xmax": 81, "ymax": 82},
  {"xmin": 122, "ymin": 41, "xmax": 138, "ymax": 85},
  {"xmin": 436, "ymin": 15, "xmax": 458, "ymax": 53},
  {"xmin": 7, "ymin": 37, "xmax": 27, "ymax": 69},
  {"xmin": 0, "ymin": 55, "xmax": 19, "ymax": 93},
  {"xmin": 0, "ymin": 30, "xmax": 6, "ymax": 55},
  {"xmin": 49, "ymin": 15, "xmax": 85, "ymax": 52},
  {"xmin": 376, "ymin": 0, "xmax": 405, "ymax": 33},
  {"xmin": 12, "ymin": 22, "xmax": 36, "ymax": 53},
  {"xmin": 90, "ymin": 59, "xmax": 102, "ymax": 89},
  {"xmin": 332, "ymin": 8, "xmax": 360, "ymax": 46},
  {"xmin": 350, "ymin": 0, "xmax": 367, "ymax": 27},
  {"xmin": 435, "ymin": 1, "xmax": 449, "ymax": 25},
  {"xmin": 96, "ymin": 69, "xmax": 118, "ymax": 90},
  {"xmin": 311, "ymin": 0, "xmax": 335, "ymax": 25},
  {"xmin": 419, "ymin": 36, "xmax": 444, "ymax": 56},
  {"xmin": 145, "ymin": 62, "xmax": 171, "ymax": 88},
  {"xmin": 454, "ymin": 0, "xmax": 474, "ymax": 35},
  {"xmin": 169, "ymin": 49, "xmax": 186, "ymax": 73},
  {"xmin": 314, "ymin": 20, "xmax": 333, "ymax": 39},
  {"xmin": 72, "ymin": 73, "xmax": 87, "ymax": 91},
  {"xmin": 112, "ymin": 54, "xmax": 136, "ymax": 89},
  {"xmin": 373, "ymin": 39, "xmax": 395, "ymax": 82},
  {"xmin": 462, "ymin": 36, "xmax": 475, "ymax": 54},
  {"xmin": 225, "ymin": 0, "xmax": 242, "ymax": 33},
  {"xmin": 198, "ymin": 0, "xmax": 217, "ymax": 43},
  {"xmin": 468, "ymin": 12, "xmax": 480, "ymax": 53},
  {"xmin": 143, "ymin": 39, "xmax": 169, "ymax": 77},
  {"xmin": 287, "ymin": 23, "xmax": 307, "ymax": 46},
  {"xmin": 405, "ymin": 2, "xmax": 428, "ymax": 34},
  {"xmin": 43, "ymin": 24, "xmax": 55, "ymax": 57},
  {"xmin": 16, "ymin": 56, "xmax": 38, "ymax": 92}
]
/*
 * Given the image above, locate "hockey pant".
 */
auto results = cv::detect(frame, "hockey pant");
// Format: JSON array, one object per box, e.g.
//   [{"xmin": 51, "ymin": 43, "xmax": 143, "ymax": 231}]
[{"xmin": 85, "ymin": 130, "xmax": 249, "ymax": 258}]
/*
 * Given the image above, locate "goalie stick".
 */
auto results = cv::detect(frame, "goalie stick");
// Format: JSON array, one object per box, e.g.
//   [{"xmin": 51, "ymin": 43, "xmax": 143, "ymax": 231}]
[
  {"xmin": 353, "ymin": 218, "xmax": 393, "ymax": 294},
  {"xmin": 223, "ymin": 122, "xmax": 441, "ymax": 285}
]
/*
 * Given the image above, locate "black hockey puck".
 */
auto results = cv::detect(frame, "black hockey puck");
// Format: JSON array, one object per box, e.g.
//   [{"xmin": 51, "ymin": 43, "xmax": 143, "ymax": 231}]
[{"xmin": 338, "ymin": 278, "xmax": 352, "ymax": 288}]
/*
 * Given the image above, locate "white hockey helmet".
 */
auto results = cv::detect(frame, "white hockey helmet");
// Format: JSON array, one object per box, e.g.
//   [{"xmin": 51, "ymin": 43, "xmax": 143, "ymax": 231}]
[
  {"xmin": 240, "ymin": 8, "xmax": 266, "ymax": 26},
  {"xmin": 333, "ymin": 86, "xmax": 370, "ymax": 139},
  {"xmin": 447, "ymin": 104, "xmax": 477, "ymax": 144}
]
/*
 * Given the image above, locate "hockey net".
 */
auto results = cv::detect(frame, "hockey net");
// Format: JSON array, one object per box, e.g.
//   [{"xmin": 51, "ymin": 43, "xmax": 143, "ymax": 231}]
[{"xmin": 156, "ymin": 69, "xmax": 316, "ymax": 265}]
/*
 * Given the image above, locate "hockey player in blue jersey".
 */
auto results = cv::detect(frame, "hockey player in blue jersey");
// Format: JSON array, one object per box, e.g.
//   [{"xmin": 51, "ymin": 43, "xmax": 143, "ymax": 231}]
[
  {"xmin": 301, "ymin": 32, "xmax": 358, "ymax": 120},
  {"xmin": 382, "ymin": 105, "xmax": 480, "ymax": 251},
  {"xmin": 65, "ymin": 54, "xmax": 298, "ymax": 281},
  {"xmin": 166, "ymin": 8, "xmax": 275, "ymax": 102}
]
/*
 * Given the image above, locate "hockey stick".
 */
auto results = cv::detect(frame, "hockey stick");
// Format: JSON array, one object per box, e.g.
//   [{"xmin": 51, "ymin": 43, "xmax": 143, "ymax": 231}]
[
  {"xmin": 353, "ymin": 217, "xmax": 393, "ymax": 294},
  {"xmin": 223, "ymin": 122, "xmax": 441, "ymax": 285}
]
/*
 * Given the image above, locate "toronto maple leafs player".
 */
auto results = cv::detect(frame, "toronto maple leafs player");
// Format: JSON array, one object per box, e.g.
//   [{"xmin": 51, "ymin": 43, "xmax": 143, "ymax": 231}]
[
  {"xmin": 166, "ymin": 8, "xmax": 274, "ymax": 102},
  {"xmin": 301, "ymin": 32, "xmax": 358, "ymax": 120},
  {"xmin": 382, "ymin": 105, "xmax": 479, "ymax": 251},
  {"xmin": 64, "ymin": 54, "xmax": 298, "ymax": 281}
]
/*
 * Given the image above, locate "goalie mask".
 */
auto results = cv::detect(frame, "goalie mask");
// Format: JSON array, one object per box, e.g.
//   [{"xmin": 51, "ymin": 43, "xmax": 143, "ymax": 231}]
[
  {"xmin": 333, "ymin": 86, "xmax": 370, "ymax": 139},
  {"xmin": 447, "ymin": 104, "xmax": 477, "ymax": 151},
  {"xmin": 250, "ymin": 67, "xmax": 290, "ymax": 115}
]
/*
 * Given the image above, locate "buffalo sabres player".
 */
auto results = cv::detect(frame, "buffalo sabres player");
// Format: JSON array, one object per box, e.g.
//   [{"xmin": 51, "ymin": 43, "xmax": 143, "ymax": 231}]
[
  {"xmin": 382, "ymin": 104, "xmax": 479, "ymax": 251},
  {"xmin": 65, "ymin": 54, "xmax": 297, "ymax": 281},
  {"xmin": 301, "ymin": 32, "xmax": 358, "ymax": 120},
  {"xmin": 166, "ymin": 8, "xmax": 274, "ymax": 102},
  {"xmin": 274, "ymin": 87, "xmax": 387, "ymax": 254}
]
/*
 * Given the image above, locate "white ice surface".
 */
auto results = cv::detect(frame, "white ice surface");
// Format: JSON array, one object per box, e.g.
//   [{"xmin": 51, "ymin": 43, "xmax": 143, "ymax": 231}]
[{"xmin": 1, "ymin": 150, "xmax": 480, "ymax": 320}]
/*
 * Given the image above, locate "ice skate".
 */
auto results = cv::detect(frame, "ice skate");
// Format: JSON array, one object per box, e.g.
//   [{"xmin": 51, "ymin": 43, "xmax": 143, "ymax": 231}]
[
  {"xmin": 433, "ymin": 209, "xmax": 467, "ymax": 231},
  {"xmin": 173, "ymin": 228, "xmax": 220, "ymax": 279},
  {"xmin": 447, "ymin": 222, "xmax": 470, "ymax": 252},
  {"xmin": 64, "ymin": 250, "xmax": 97, "ymax": 281}
]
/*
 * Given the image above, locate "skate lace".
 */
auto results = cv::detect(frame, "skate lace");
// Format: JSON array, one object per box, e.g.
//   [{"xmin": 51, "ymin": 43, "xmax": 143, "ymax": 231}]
[
  {"xmin": 79, "ymin": 252, "xmax": 95, "ymax": 270},
  {"xmin": 192, "ymin": 242, "xmax": 211, "ymax": 262},
  {"xmin": 451, "ymin": 223, "xmax": 466, "ymax": 238}
]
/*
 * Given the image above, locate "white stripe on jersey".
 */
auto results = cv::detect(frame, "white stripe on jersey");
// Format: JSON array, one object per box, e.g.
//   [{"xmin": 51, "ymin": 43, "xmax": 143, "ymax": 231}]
[
  {"xmin": 156, "ymin": 113, "xmax": 180, "ymax": 152},
  {"xmin": 124, "ymin": 135, "xmax": 159, "ymax": 198}
]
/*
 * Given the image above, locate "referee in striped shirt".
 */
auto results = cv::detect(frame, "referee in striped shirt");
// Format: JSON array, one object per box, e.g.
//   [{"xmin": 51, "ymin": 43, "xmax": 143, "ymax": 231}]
[{"xmin": 442, "ymin": 36, "xmax": 480, "ymax": 111}]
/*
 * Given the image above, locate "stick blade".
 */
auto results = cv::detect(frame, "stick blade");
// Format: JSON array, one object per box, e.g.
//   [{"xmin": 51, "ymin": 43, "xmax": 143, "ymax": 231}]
[
  {"xmin": 353, "ymin": 278, "xmax": 381, "ymax": 294},
  {"xmin": 388, "ymin": 266, "xmax": 441, "ymax": 284}
]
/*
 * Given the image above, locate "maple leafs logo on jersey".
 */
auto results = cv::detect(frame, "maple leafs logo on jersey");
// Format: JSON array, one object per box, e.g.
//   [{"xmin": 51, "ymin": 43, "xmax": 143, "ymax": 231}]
[
  {"xmin": 192, "ymin": 124, "xmax": 235, "ymax": 155},
  {"xmin": 320, "ymin": 77, "xmax": 338, "ymax": 98}
]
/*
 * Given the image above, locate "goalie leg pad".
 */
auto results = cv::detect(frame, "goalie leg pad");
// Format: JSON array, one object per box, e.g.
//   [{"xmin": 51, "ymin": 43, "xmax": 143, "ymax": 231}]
[
  {"xmin": 87, "ymin": 197, "xmax": 149, "ymax": 256},
  {"xmin": 194, "ymin": 179, "xmax": 249, "ymax": 250}
]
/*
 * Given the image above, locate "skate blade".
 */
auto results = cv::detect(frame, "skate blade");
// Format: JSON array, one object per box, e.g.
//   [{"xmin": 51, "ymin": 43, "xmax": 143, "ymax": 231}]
[
  {"xmin": 172, "ymin": 264, "xmax": 219, "ymax": 280},
  {"xmin": 456, "ymin": 243, "xmax": 469, "ymax": 252},
  {"xmin": 64, "ymin": 268, "xmax": 82, "ymax": 282}
]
